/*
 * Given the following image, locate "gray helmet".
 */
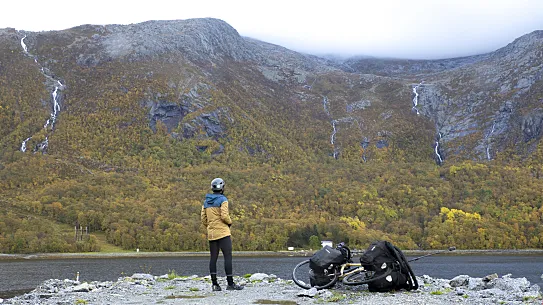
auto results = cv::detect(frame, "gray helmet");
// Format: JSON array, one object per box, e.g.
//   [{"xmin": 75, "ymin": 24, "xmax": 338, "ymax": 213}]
[{"xmin": 211, "ymin": 178, "xmax": 225, "ymax": 192}]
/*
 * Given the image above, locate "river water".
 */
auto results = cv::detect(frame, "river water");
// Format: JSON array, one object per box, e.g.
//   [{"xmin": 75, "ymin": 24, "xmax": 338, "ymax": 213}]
[{"xmin": 1, "ymin": 254, "xmax": 543, "ymax": 298}]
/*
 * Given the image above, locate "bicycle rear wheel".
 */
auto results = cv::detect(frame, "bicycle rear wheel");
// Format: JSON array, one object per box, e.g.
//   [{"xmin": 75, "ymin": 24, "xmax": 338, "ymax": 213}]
[
  {"xmin": 292, "ymin": 260, "xmax": 339, "ymax": 290},
  {"xmin": 342, "ymin": 269, "xmax": 378, "ymax": 285}
]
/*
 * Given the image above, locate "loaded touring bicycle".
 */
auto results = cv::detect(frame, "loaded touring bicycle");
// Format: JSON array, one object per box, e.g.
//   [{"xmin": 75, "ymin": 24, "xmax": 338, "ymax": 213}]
[{"xmin": 292, "ymin": 240, "xmax": 455, "ymax": 292}]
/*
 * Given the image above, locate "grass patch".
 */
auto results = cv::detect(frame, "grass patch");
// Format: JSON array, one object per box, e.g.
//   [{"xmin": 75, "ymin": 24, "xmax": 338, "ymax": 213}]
[
  {"xmin": 189, "ymin": 287, "xmax": 200, "ymax": 292},
  {"xmin": 75, "ymin": 300, "xmax": 88, "ymax": 305},
  {"xmin": 168, "ymin": 269, "xmax": 181, "ymax": 279},
  {"xmin": 93, "ymin": 232, "xmax": 132, "ymax": 253},
  {"xmin": 326, "ymin": 291, "xmax": 347, "ymax": 302},
  {"xmin": 164, "ymin": 286, "xmax": 175, "ymax": 290}
]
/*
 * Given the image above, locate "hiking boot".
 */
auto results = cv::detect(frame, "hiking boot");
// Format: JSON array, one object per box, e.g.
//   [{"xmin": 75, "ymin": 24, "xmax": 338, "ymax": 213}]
[
  {"xmin": 226, "ymin": 283, "xmax": 244, "ymax": 290},
  {"xmin": 212, "ymin": 284, "xmax": 222, "ymax": 291}
]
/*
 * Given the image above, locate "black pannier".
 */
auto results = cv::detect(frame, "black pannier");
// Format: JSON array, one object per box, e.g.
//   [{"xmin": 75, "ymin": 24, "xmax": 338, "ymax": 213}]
[
  {"xmin": 359, "ymin": 240, "xmax": 418, "ymax": 292},
  {"xmin": 309, "ymin": 245, "xmax": 347, "ymax": 287}
]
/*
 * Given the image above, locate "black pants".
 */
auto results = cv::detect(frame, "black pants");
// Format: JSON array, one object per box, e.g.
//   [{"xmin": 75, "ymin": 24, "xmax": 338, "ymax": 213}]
[{"xmin": 209, "ymin": 236, "xmax": 233, "ymax": 277}]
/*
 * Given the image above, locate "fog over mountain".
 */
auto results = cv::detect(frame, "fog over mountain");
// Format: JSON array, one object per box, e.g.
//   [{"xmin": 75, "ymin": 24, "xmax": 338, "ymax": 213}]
[{"xmin": 2, "ymin": 0, "xmax": 543, "ymax": 59}]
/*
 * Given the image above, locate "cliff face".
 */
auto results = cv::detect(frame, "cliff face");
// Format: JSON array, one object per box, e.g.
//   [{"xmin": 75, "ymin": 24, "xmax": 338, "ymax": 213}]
[
  {"xmin": 1, "ymin": 19, "xmax": 542, "ymax": 164},
  {"xmin": 414, "ymin": 30, "xmax": 543, "ymax": 162}
]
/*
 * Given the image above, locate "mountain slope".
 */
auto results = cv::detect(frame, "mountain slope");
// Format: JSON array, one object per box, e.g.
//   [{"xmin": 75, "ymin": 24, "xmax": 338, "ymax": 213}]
[{"xmin": 1, "ymin": 19, "xmax": 543, "ymax": 253}]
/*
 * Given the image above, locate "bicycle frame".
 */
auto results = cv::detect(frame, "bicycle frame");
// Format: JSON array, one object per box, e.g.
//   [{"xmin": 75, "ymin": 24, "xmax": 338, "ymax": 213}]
[{"xmin": 339, "ymin": 262, "xmax": 365, "ymax": 278}]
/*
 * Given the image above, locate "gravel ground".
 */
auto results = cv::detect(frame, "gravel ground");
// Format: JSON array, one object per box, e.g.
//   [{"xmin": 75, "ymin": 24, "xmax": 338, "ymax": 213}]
[{"xmin": 2, "ymin": 272, "xmax": 542, "ymax": 305}]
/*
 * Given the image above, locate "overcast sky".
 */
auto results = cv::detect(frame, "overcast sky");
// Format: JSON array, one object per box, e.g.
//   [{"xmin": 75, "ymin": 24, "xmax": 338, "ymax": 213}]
[{"xmin": 3, "ymin": 0, "xmax": 543, "ymax": 59}]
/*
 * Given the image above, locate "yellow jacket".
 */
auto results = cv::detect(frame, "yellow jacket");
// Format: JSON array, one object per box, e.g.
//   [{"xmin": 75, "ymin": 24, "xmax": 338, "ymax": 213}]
[{"xmin": 201, "ymin": 193, "xmax": 232, "ymax": 241}]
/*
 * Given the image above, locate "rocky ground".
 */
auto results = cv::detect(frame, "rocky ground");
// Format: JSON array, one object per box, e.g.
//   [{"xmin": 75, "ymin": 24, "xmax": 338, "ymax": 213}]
[{"xmin": 1, "ymin": 271, "xmax": 542, "ymax": 305}]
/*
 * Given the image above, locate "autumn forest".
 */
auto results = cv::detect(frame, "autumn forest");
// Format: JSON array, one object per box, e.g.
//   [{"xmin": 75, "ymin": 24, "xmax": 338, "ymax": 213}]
[{"xmin": 1, "ymin": 22, "xmax": 543, "ymax": 254}]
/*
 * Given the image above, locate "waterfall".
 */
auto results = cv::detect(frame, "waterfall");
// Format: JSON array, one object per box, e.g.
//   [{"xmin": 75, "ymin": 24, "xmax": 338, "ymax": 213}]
[
  {"xmin": 412, "ymin": 82, "xmax": 423, "ymax": 115},
  {"xmin": 330, "ymin": 120, "xmax": 337, "ymax": 145},
  {"xmin": 46, "ymin": 84, "xmax": 63, "ymax": 130},
  {"xmin": 20, "ymin": 35, "xmax": 28, "ymax": 53},
  {"xmin": 322, "ymin": 95, "xmax": 368, "ymax": 160},
  {"xmin": 322, "ymin": 96, "xmax": 341, "ymax": 159},
  {"xmin": 486, "ymin": 122, "xmax": 496, "ymax": 160},
  {"xmin": 20, "ymin": 137, "xmax": 31, "ymax": 152},
  {"xmin": 412, "ymin": 81, "xmax": 443, "ymax": 164},
  {"xmin": 18, "ymin": 33, "xmax": 65, "ymax": 153},
  {"xmin": 323, "ymin": 96, "xmax": 337, "ymax": 159},
  {"xmin": 331, "ymin": 120, "xmax": 339, "ymax": 159},
  {"xmin": 435, "ymin": 133, "xmax": 443, "ymax": 165}
]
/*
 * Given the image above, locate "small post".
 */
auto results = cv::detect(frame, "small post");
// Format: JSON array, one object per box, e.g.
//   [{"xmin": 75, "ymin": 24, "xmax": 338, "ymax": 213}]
[{"xmin": 76, "ymin": 271, "xmax": 80, "ymax": 282}]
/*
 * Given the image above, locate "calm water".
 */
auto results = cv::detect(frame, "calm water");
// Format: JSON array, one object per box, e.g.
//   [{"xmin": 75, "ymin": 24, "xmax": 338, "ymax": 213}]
[{"xmin": 1, "ymin": 254, "xmax": 543, "ymax": 298}]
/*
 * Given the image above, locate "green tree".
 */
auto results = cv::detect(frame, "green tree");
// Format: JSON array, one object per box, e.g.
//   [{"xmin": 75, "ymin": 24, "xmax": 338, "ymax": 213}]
[{"xmin": 309, "ymin": 235, "xmax": 321, "ymax": 250}]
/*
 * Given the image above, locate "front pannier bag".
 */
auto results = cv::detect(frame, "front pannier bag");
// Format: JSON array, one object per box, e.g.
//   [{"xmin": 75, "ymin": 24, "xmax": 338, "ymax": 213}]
[{"xmin": 308, "ymin": 245, "xmax": 346, "ymax": 286}]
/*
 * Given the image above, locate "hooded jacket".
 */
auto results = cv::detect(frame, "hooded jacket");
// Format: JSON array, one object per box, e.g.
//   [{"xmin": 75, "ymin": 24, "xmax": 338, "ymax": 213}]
[{"xmin": 201, "ymin": 193, "xmax": 232, "ymax": 241}]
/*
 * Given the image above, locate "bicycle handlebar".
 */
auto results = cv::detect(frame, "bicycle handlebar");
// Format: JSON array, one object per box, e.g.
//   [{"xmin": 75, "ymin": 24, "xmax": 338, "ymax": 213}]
[
  {"xmin": 336, "ymin": 242, "xmax": 456, "ymax": 262},
  {"xmin": 343, "ymin": 247, "xmax": 456, "ymax": 260},
  {"xmin": 407, "ymin": 246, "xmax": 456, "ymax": 262}
]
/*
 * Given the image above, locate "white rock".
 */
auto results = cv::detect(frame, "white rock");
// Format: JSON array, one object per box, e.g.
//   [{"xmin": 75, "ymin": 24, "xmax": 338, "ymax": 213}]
[
  {"xmin": 297, "ymin": 287, "xmax": 318, "ymax": 297},
  {"xmin": 467, "ymin": 278, "xmax": 484, "ymax": 290},
  {"xmin": 493, "ymin": 276, "xmax": 530, "ymax": 293},
  {"xmin": 131, "ymin": 273, "xmax": 154, "ymax": 281},
  {"xmin": 249, "ymin": 273, "xmax": 269, "ymax": 281},
  {"xmin": 450, "ymin": 275, "xmax": 469, "ymax": 287},
  {"xmin": 72, "ymin": 283, "xmax": 93, "ymax": 292}
]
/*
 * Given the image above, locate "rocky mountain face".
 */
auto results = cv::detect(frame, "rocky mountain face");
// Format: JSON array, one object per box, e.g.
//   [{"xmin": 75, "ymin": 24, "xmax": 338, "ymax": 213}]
[
  {"xmin": 414, "ymin": 30, "xmax": 543, "ymax": 162},
  {"xmin": 1, "ymin": 18, "xmax": 542, "ymax": 165}
]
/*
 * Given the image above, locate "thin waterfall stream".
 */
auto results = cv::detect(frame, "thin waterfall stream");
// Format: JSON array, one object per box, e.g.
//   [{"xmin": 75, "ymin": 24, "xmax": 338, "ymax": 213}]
[{"xmin": 19, "ymin": 34, "xmax": 65, "ymax": 153}]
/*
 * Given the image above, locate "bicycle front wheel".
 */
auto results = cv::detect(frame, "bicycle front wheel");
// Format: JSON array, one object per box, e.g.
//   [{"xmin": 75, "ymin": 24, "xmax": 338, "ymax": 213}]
[
  {"xmin": 342, "ymin": 269, "xmax": 376, "ymax": 285},
  {"xmin": 292, "ymin": 260, "xmax": 338, "ymax": 290}
]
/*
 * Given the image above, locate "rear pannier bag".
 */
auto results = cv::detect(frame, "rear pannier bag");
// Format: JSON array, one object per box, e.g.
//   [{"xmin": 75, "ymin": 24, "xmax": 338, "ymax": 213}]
[
  {"xmin": 308, "ymin": 245, "xmax": 346, "ymax": 286},
  {"xmin": 359, "ymin": 240, "xmax": 418, "ymax": 292}
]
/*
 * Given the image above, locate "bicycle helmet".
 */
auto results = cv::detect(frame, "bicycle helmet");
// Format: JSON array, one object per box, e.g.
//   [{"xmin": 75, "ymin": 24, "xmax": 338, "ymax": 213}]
[{"xmin": 211, "ymin": 178, "xmax": 225, "ymax": 192}]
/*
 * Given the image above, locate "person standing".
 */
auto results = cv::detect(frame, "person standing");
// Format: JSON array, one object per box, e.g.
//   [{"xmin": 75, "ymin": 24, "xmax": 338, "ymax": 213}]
[{"xmin": 201, "ymin": 177, "xmax": 244, "ymax": 291}]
